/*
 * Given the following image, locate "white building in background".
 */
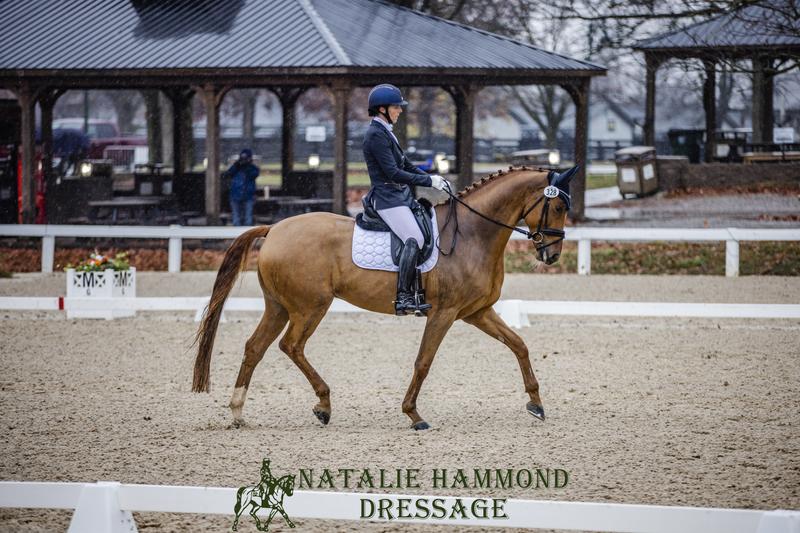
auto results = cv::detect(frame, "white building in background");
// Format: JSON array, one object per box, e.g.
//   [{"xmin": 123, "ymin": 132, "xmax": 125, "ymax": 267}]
[{"xmin": 474, "ymin": 92, "xmax": 642, "ymax": 149}]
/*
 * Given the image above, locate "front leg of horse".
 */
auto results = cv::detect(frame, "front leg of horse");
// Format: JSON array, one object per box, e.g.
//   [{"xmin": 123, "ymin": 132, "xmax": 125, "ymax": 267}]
[
  {"xmin": 402, "ymin": 311, "xmax": 457, "ymax": 430},
  {"xmin": 277, "ymin": 507, "xmax": 296, "ymax": 528},
  {"xmin": 464, "ymin": 307, "xmax": 545, "ymax": 421}
]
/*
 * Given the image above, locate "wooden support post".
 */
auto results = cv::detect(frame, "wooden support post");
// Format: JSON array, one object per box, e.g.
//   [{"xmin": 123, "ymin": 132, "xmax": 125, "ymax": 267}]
[
  {"xmin": 394, "ymin": 88, "xmax": 409, "ymax": 148},
  {"xmin": 201, "ymin": 85, "xmax": 228, "ymax": 224},
  {"xmin": 449, "ymin": 85, "xmax": 476, "ymax": 191},
  {"xmin": 752, "ymin": 57, "xmax": 774, "ymax": 144},
  {"xmin": 331, "ymin": 84, "xmax": 350, "ymax": 215},
  {"xmin": 273, "ymin": 87, "xmax": 306, "ymax": 180},
  {"xmin": 702, "ymin": 59, "xmax": 717, "ymax": 163},
  {"xmin": 17, "ymin": 84, "xmax": 37, "ymax": 224},
  {"xmin": 644, "ymin": 54, "xmax": 661, "ymax": 147},
  {"xmin": 562, "ymin": 79, "xmax": 590, "ymax": 221},
  {"xmin": 168, "ymin": 88, "xmax": 194, "ymax": 177},
  {"xmin": 39, "ymin": 90, "xmax": 61, "ymax": 185}
]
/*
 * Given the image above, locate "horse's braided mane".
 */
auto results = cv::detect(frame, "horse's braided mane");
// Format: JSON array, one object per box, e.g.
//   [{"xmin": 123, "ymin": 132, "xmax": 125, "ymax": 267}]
[{"xmin": 434, "ymin": 165, "xmax": 543, "ymax": 206}]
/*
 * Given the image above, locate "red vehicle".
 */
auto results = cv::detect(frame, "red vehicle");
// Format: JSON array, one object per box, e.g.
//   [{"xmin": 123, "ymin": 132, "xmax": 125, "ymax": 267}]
[
  {"xmin": 6, "ymin": 144, "xmax": 45, "ymax": 224},
  {"xmin": 52, "ymin": 118, "xmax": 146, "ymax": 162}
]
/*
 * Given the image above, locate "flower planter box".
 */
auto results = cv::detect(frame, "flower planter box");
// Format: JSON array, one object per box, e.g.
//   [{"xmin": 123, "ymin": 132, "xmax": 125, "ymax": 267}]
[{"xmin": 65, "ymin": 267, "xmax": 136, "ymax": 319}]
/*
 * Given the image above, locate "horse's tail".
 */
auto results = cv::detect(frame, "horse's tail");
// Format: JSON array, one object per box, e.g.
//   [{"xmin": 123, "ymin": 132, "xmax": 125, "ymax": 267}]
[{"xmin": 192, "ymin": 225, "xmax": 270, "ymax": 393}]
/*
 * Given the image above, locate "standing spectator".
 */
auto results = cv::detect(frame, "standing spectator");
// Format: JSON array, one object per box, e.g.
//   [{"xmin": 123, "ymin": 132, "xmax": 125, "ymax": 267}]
[{"xmin": 225, "ymin": 148, "xmax": 260, "ymax": 226}]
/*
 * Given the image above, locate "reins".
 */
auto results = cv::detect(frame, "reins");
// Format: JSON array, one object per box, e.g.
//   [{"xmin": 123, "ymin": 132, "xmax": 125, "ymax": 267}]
[{"xmin": 435, "ymin": 173, "xmax": 568, "ymax": 256}]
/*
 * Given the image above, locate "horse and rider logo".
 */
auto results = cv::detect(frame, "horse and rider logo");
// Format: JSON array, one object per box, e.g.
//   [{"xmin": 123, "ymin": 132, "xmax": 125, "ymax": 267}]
[{"xmin": 233, "ymin": 458, "xmax": 296, "ymax": 531}]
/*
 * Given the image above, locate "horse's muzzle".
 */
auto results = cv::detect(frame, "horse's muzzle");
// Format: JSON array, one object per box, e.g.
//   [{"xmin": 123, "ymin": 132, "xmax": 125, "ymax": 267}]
[{"xmin": 539, "ymin": 248, "xmax": 560, "ymax": 265}]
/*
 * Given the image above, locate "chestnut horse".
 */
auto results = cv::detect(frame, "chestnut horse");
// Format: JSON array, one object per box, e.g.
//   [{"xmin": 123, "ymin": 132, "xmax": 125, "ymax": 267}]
[{"xmin": 193, "ymin": 166, "xmax": 575, "ymax": 430}]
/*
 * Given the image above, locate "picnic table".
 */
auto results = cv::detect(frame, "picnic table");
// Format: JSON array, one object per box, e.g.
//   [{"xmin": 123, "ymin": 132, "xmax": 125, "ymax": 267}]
[
  {"xmin": 252, "ymin": 196, "xmax": 333, "ymax": 223},
  {"xmin": 88, "ymin": 196, "xmax": 179, "ymax": 224},
  {"xmin": 742, "ymin": 151, "xmax": 800, "ymax": 164}
]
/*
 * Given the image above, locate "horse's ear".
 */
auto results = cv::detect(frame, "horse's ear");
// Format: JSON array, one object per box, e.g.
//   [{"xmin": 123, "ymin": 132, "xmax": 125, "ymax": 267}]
[{"xmin": 551, "ymin": 165, "xmax": 580, "ymax": 188}]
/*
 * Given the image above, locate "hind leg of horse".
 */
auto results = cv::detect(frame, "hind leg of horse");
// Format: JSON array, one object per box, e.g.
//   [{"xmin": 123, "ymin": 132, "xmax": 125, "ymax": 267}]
[
  {"xmin": 249, "ymin": 503, "xmax": 264, "ymax": 530},
  {"xmin": 230, "ymin": 299, "xmax": 289, "ymax": 424},
  {"xmin": 402, "ymin": 311, "xmax": 457, "ymax": 430},
  {"xmin": 278, "ymin": 306, "xmax": 332, "ymax": 425},
  {"xmin": 463, "ymin": 307, "xmax": 544, "ymax": 420}
]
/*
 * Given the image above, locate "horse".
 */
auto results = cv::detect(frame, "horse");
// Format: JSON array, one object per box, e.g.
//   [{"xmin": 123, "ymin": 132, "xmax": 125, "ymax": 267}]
[
  {"xmin": 193, "ymin": 166, "xmax": 576, "ymax": 430},
  {"xmin": 232, "ymin": 459, "xmax": 296, "ymax": 531}
]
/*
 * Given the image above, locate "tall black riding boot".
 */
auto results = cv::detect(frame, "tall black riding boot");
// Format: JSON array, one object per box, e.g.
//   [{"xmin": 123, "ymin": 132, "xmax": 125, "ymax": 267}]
[{"xmin": 395, "ymin": 238, "xmax": 430, "ymax": 316}]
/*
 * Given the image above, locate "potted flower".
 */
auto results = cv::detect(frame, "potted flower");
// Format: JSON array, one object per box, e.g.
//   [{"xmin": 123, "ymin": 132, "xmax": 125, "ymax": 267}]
[{"xmin": 65, "ymin": 251, "xmax": 136, "ymax": 319}]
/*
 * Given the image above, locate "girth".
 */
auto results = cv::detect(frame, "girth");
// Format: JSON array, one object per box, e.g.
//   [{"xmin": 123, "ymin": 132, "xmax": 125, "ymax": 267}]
[{"xmin": 355, "ymin": 197, "xmax": 436, "ymax": 266}]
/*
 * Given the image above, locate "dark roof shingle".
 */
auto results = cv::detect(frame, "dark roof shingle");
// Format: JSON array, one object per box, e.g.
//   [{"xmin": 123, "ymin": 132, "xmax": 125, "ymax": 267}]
[
  {"xmin": 0, "ymin": 0, "xmax": 604, "ymax": 73},
  {"xmin": 635, "ymin": 0, "xmax": 800, "ymax": 51}
]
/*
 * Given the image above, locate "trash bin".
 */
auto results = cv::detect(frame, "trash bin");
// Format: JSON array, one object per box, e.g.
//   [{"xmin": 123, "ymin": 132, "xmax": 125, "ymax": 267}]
[{"xmin": 615, "ymin": 146, "xmax": 658, "ymax": 197}]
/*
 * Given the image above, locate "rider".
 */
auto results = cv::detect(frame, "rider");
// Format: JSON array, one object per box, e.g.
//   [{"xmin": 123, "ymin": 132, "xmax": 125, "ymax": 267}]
[{"xmin": 362, "ymin": 84, "xmax": 450, "ymax": 316}]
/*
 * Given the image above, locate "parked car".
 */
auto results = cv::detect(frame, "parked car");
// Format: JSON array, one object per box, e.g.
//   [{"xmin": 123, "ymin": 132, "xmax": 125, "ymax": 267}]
[
  {"xmin": 406, "ymin": 147, "xmax": 452, "ymax": 174},
  {"xmin": 53, "ymin": 118, "xmax": 147, "ymax": 172}
]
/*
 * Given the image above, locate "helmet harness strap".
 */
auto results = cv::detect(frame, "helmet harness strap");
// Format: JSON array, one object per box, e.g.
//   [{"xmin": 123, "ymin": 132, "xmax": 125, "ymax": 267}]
[{"xmin": 379, "ymin": 107, "xmax": 394, "ymax": 125}]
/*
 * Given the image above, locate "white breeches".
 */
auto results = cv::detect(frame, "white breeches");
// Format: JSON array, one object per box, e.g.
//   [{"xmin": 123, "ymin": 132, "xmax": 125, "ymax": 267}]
[{"xmin": 376, "ymin": 206, "xmax": 423, "ymax": 248}]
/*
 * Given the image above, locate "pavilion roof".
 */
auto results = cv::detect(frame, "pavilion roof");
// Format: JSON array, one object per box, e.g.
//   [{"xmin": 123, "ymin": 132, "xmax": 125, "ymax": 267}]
[
  {"xmin": 634, "ymin": 0, "xmax": 800, "ymax": 55},
  {"xmin": 0, "ymin": 0, "xmax": 604, "ymax": 78}
]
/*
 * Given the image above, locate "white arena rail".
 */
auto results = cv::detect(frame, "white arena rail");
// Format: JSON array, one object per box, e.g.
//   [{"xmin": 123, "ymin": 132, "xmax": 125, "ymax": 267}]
[
  {"xmin": 2, "ymin": 297, "xmax": 799, "ymax": 328},
  {"xmin": 0, "ymin": 481, "xmax": 797, "ymax": 533},
  {"xmin": 1, "ymin": 224, "xmax": 799, "ymax": 277}
]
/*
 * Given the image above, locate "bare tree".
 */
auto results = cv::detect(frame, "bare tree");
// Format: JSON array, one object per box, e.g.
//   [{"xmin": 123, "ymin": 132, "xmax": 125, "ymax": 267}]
[
  {"xmin": 226, "ymin": 89, "xmax": 261, "ymax": 147},
  {"xmin": 104, "ymin": 90, "xmax": 142, "ymax": 136},
  {"xmin": 509, "ymin": 86, "xmax": 570, "ymax": 148}
]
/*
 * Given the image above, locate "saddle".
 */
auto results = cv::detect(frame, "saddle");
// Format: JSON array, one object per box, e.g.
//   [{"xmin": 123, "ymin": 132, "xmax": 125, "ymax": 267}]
[{"xmin": 355, "ymin": 197, "xmax": 436, "ymax": 266}]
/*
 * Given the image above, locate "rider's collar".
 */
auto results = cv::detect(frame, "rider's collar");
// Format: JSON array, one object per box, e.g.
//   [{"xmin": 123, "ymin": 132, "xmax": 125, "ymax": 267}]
[{"xmin": 373, "ymin": 116, "xmax": 393, "ymax": 131}]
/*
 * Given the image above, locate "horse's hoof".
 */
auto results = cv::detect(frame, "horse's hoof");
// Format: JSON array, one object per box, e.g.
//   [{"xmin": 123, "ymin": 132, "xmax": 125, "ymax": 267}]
[
  {"xmin": 313, "ymin": 407, "xmax": 330, "ymax": 425},
  {"xmin": 526, "ymin": 402, "xmax": 545, "ymax": 421},
  {"xmin": 412, "ymin": 421, "xmax": 430, "ymax": 431},
  {"xmin": 231, "ymin": 418, "xmax": 245, "ymax": 428}
]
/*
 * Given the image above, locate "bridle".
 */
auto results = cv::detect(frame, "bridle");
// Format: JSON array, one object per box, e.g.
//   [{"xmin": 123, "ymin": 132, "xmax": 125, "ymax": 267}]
[
  {"xmin": 436, "ymin": 171, "xmax": 570, "ymax": 256},
  {"xmin": 519, "ymin": 191, "xmax": 568, "ymax": 251}
]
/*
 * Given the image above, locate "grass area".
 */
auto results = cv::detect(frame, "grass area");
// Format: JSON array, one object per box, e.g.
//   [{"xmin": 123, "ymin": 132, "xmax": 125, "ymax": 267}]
[
  {"xmin": 2, "ymin": 241, "xmax": 798, "ymax": 276},
  {"xmin": 504, "ymin": 241, "xmax": 800, "ymax": 275},
  {"xmin": 586, "ymin": 173, "xmax": 617, "ymax": 190},
  {"xmin": 254, "ymin": 163, "xmax": 617, "ymax": 190}
]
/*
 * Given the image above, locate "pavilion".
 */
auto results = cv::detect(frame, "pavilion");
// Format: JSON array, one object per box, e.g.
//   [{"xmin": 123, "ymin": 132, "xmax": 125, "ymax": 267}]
[
  {"xmin": 0, "ymin": 0, "xmax": 605, "ymax": 223},
  {"xmin": 634, "ymin": 0, "xmax": 800, "ymax": 161}
]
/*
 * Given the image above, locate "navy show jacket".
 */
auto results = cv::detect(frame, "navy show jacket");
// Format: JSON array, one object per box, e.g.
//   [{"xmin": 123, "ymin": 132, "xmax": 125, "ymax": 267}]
[{"xmin": 362, "ymin": 120, "xmax": 432, "ymax": 210}]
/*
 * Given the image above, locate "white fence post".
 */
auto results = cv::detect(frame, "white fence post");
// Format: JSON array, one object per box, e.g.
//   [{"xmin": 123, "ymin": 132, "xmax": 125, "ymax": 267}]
[
  {"xmin": 494, "ymin": 299, "xmax": 530, "ymax": 329},
  {"xmin": 168, "ymin": 226, "xmax": 182, "ymax": 273},
  {"xmin": 41, "ymin": 235, "xmax": 55, "ymax": 273},
  {"xmin": 726, "ymin": 239, "xmax": 740, "ymax": 277},
  {"xmin": 68, "ymin": 482, "xmax": 137, "ymax": 533},
  {"xmin": 756, "ymin": 510, "xmax": 800, "ymax": 533},
  {"xmin": 577, "ymin": 239, "xmax": 591, "ymax": 275}
]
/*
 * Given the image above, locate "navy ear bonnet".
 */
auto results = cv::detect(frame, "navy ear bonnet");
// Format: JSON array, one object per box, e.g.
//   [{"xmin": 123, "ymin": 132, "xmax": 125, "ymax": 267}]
[{"xmin": 547, "ymin": 165, "xmax": 579, "ymax": 210}]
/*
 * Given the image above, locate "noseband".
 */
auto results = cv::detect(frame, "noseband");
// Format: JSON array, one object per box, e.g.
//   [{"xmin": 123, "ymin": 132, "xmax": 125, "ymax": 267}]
[
  {"xmin": 436, "ymin": 176, "xmax": 569, "ymax": 255},
  {"xmin": 520, "ymin": 192, "xmax": 566, "ymax": 252}
]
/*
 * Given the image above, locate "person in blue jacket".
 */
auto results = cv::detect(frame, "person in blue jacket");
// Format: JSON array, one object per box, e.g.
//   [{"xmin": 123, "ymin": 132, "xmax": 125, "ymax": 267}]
[
  {"xmin": 362, "ymin": 84, "xmax": 450, "ymax": 315},
  {"xmin": 226, "ymin": 148, "xmax": 260, "ymax": 226}
]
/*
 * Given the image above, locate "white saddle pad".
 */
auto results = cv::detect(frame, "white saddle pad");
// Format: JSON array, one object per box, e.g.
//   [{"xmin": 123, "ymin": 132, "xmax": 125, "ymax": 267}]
[{"xmin": 352, "ymin": 210, "xmax": 439, "ymax": 273}]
